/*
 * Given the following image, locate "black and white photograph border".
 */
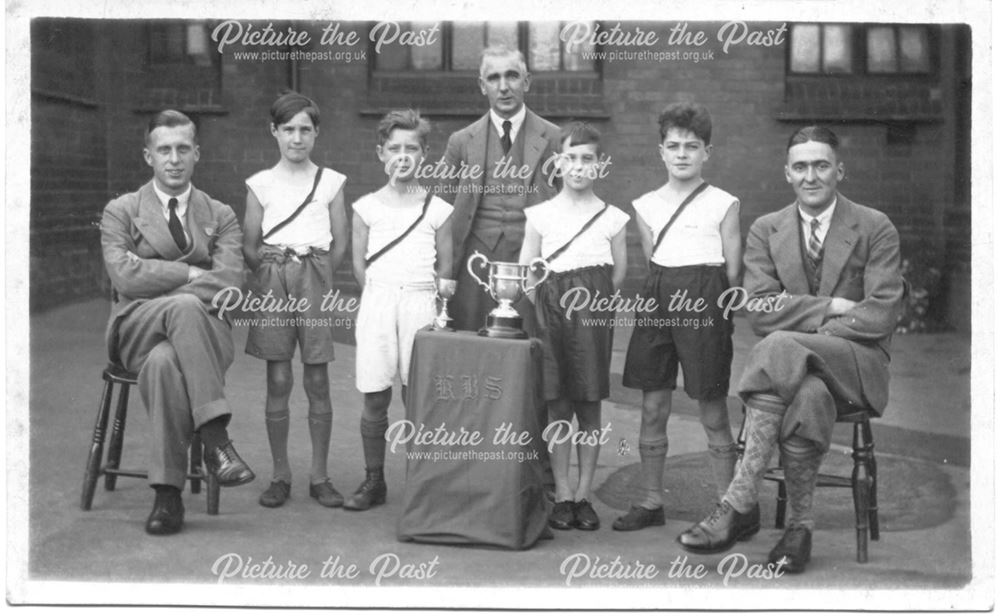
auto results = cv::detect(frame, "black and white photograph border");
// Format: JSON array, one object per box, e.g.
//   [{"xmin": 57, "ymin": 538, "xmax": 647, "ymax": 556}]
[{"xmin": 5, "ymin": 0, "xmax": 995, "ymax": 611}]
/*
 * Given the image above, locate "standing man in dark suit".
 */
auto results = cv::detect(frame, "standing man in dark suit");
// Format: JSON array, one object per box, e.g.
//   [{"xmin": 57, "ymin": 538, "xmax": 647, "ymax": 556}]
[
  {"xmin": 101, "ymin": 110, "xmax": 255, "ymax": 535},
  {"xmin": 442, "ymin": 44, "xmax": 562, "ymax": 332},
  {"xmin": 678, "ymin": 126, "xmax": 905, "ymax": 573}
]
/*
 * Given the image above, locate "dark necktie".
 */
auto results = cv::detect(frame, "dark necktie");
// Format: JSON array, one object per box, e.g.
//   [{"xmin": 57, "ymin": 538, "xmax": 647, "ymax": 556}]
[
  {"xmin": 806, "ymin": 218, "xmax": 822, "ymax": 263},
  {"xmin": 501, "ymin": 120, "xmax": 512, "ymax": 155},
  {"xmin": 168, "ymin": 197, "xmax": 187, "ymax": 251}
]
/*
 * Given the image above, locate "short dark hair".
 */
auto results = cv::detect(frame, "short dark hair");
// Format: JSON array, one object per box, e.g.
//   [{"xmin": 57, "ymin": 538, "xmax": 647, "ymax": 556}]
[
  {"xmin": 146, "ymin": 110, "xmax": 196, "ymax": 144},
  {"xmin": 787, "ymin": 125, "xmax": 840, "ymax": 152},
  {"xmin": 376, "ymin": 109, "xmax": 431, "ymax": 147},
  {"xmin": 270, "ymin": 91, "xmax": 320, "ymax": 128},
  {"xmin": 560, "ymin": 121, "xmax": 601, "ymax": 153},
  {"xmin": 657, "ymin": 102, "xmax": 712, "ymax": 145}
]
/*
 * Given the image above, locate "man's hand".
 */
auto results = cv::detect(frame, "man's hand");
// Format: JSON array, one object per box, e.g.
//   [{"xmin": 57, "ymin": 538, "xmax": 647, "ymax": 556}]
[
  {"xmin": 826, "ymin": 297, "xmax": 858, "ymax": 317},
  {"xmin": 188, "ymin": 266, "xmax": 208, "ymax": 282}
]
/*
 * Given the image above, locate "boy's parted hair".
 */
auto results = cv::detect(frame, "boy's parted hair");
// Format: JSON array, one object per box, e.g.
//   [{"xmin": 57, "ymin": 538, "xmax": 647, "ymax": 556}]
[
  {"xmin": 376, "ymin": 109, "xmax": 431, "ymax": 147},
  {"xmin": 270, "ymin": 90, "xmax": 320, "ymax": 128},
  {"xmin": 559, "ymin": 121, "xmax": 602, "ymax": 153},
  {"xmin": 657, "ymin": 102, "xmax": 712, "ymax": 145}
]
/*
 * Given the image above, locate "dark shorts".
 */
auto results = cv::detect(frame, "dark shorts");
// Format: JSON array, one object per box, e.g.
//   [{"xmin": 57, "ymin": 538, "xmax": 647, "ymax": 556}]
[
  {"xmin": 245, "ymin": 246, "xmax": 336, "ymax": 364},
  {"xmin": 622, "ymin": 264, "xmax": 733, "ymax": 400},
  {"xmin": 535, "ymin": 265, "xmax": 614, "ymax": 402}
]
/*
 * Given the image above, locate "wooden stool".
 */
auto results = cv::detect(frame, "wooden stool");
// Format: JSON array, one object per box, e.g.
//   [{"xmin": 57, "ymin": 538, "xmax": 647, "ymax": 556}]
[
  {"xmin": 737, "ymin": 406, "xmax": 878, "ymax": 563},
  {"xmin": 80, "ymin": 364, "xmax": 220, "ymax": 514}
]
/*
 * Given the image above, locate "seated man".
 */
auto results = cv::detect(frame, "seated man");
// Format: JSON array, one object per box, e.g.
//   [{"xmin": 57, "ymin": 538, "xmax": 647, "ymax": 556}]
[
  {"xmin": 677, "ymin": 126, "xmax": 905, "ymax": 573},
  {"xmin": 101, "ymin": 110, "xmax": 255, "ymax": 535}
]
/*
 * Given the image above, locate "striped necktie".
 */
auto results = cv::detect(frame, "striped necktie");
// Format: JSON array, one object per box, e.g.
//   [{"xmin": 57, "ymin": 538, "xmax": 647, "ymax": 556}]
[{"xmin": 806, "ymin": 218, "xmax": 822, "ymax": 262}]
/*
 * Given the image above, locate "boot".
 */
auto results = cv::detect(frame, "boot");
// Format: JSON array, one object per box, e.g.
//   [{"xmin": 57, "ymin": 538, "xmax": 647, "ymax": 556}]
[{"xmin": 343, "ymin": 467, "xmax": 387, "ymax": 511}]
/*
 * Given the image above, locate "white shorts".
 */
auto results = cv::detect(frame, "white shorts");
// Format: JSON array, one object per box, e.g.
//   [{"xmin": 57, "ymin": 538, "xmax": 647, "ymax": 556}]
[{"xmin": 355, "ymin": 278, "xmax": 437, "ymax": 393}]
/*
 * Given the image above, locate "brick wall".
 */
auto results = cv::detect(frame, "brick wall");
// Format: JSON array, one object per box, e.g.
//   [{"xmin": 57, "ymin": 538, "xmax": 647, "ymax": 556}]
[{"xmin": 30, "ymin": 19, "xmax": 972, "ymax": 329}]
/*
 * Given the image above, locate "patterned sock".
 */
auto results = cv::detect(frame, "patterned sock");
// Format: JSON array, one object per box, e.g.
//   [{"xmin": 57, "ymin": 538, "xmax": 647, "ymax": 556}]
[
  {"xmin": 308, "ymin": 410, "xmax": 333, "ymax": 484},
  {"xmin": 637, "ymin": 436, "xmax": 668, "ymax": 509},
  {"xmin": 265, "ymin": 409, "xmax": 291, "ymax": 483},
  {"xmin": 781, "ymin": 436, "xmax": 823, "ymax": 530},
  {"xmin": 360, "ymin": 416, "xmax": 389, "ymax": 470},
  {"xmin": 723, "ymin": 403, "xmax": 784, "ymax": 513},
  {"xmin": 198, "ymin": 415, "xmax": 230, "ymax": 452},
  {"xmin": 708, "ymin": 442, "xmax": 740, "ymax": 500}
]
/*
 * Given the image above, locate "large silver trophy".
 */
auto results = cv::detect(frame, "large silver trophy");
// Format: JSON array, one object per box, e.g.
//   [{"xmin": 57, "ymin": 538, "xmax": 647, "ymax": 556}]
[{"xmin": 467, "ymin": 251, "xmax": 550, "ymax": 338}]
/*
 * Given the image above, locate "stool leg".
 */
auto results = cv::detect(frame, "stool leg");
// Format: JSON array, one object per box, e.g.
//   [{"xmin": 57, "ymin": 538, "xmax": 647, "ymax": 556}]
[
  {"xmin": 736, "ymin": 411, "xmax": 748, "ymax": 462},
  {"xmin": 862, "ymin": 420, "xmax": 879, "ymax": 541},
  {"xmin": 851, "ymin": 422, "xmax": 871, "ymax": 563},
  {"xmin": 81, "ymin": 378, "xmax": 114, "ymax": 510},
  {"xmin": 189, "ymin": 433, "xmax": 203, "ymax": 495},
  {"xmin": 775, "ymin": 475, "xmax": 787, "ymax": 529},
  {"xmin": 206, "ymin": 473, "xmax": 220, "ymax": 515},
  {"xmin": 104, "ymin": 384, "xmax": 130, "ymax": 491}
]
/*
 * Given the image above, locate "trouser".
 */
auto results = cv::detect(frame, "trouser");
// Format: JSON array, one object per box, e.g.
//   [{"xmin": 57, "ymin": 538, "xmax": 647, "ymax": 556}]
[{"xmin": 115, "ymin": 294, "xmax": 235, "ymax": 488}]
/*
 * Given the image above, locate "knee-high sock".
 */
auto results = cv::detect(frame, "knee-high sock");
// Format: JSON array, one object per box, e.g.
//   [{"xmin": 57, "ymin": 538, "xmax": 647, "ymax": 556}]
[
  {"xmin": 638, "ymin": 436, "xmax": 668, "ymax": 509},
  {"xmin": 723, "ymin": 396, "xmax": 785, "ymax": 513},
  {"xmin": 708, "ymin": 442, "xmax": 740, "ymax": 500},
  {"xmin": 780, "ymin": 436, "xmax": 823, "ymax": 529},
  {"xmin": 308, "ymin": 410, "xmax": 333, "ymax": 483},
  {"xmin": 360, "ymin": 416, "xmax": 389, "ymax": 470},
  {"xmin": 265, "ymin": 409, "xmax": 291, "ymax": 482}
]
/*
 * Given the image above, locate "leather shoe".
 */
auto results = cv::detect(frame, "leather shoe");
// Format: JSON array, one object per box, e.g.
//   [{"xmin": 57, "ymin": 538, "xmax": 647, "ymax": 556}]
[
  {"xmin": 768, "ymin": 525, "xmax": 812, "ymax": 573},
  {"xmin": 677, "ymin": 501, "xmax": 761, "ymax": 554},
  {"xmin": 549, "ymin": 500, "xmax": 575, "ymax": 530},
  {"xmin": 343, "ymin": 468, "xmax": 387, "ymax": 511},
  {"xmin": 145, "ymin": 490, "xmax": 184, "ymax": 536},
  {"xmin": 309, "ymin": 480, "xmax": 344, "ymax": 508},
  {"xmin": 612, "ymin": 505, "xmax": 666, "ymax": 531},
  {"xmin": 204, "ymin": 440, "xmax": 255, "ymax": 487},
  {"xmin": 259, "ymin": 480, "xmax": 291, "ymax": 508},
  {"xmin": 573, "ymin": 499, "xmax": 600, "ymax": 531}
]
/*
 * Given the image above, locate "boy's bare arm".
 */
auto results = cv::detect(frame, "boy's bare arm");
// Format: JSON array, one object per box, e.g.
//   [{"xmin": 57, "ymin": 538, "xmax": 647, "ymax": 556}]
[
  {"xmin": 635, "ymin": 215, "xmax": 654, "ymax": 262},
  {"xmin": 610, "ymin": 227, "xmax": 628, "ymax": 291},
  {"xmin": 327, "ymin": 188, "xmax": 349, "ymax": 272},
  {"xmin": 242, "ymin": 189, "xmax": 264, "ymax": 272},
  {"xmin": 720, "ymin": 200, "xmax": 742, "ymax": 287},
  {"xmin": 434, "ymin": 213, "xmax": 454, "ymax": 281},
  {"xmin": 351, "ymin": 209, "xmax": 369, "ymax": 289}
]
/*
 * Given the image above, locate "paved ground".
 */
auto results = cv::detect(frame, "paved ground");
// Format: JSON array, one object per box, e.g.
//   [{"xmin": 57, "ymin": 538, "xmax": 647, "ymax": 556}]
[{"xmin": 11, "ymin": 297, "xmax": 988, "ymax": 610}]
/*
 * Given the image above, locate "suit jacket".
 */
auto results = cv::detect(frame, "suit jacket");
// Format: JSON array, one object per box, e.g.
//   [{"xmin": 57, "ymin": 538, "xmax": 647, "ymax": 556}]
[
  {"xmin": 440, "ymin": 108, "xmax": 562, "ymax": 275},
  {"xmin": 101, "ymin": 181, "xmax": 245, "ymax": 356},
  {"xmin": 741, "ymin": 193, "xmax": 904, "ymax": 413}
]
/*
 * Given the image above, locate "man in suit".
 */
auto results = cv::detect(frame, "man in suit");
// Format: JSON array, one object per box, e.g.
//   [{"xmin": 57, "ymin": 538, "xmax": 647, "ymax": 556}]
[
  {"xmin": 677, "ymin": 126, "xmax": 904, "ymax": 573},
  {"xmin": 442, "ymin": 44, "xmax": 562, "ymax": 332},
  {"xmin": 101, "ymin": 110, "xmax": 255, "ymax": 535}
]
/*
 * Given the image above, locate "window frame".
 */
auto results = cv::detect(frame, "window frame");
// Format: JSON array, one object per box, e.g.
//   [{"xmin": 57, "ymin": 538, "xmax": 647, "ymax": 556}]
[{"xmin": 785, "ymin": 22, "xmax": 938, "ymax": 78}]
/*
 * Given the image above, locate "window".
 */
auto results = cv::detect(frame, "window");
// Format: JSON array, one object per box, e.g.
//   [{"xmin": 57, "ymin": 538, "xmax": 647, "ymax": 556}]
[
  {"xmin": 372, "ymin": 21, "xmax": 597, "ymax": 73},
  {"xmin": 148, "ymin": 22, "xmax": 214, "ymax": 67},
  {"xmin": 139, "ymin": 21, "xmax": 223, "ymax": 113},
  {"xmin": 788, "ymin": 23, "xmax": 932, "ymax": 75}
]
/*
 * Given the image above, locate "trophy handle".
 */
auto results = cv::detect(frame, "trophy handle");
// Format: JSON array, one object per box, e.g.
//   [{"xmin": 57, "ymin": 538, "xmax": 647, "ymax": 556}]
[
  {"xmin": 523, "ymin": 258, "xmax": 550, "ymax": 294},
  {"xmin": 466, "ymin": 251, "xmax": 493, "ymax": 295}
]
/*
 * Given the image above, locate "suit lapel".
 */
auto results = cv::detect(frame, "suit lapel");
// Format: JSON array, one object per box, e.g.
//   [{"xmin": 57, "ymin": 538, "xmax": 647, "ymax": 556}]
[
  {"xmin": 134, "ymin": 181, "xmax": 185, "ymax": 261},
  {"xmin": 521, "ymin": 109, "xmax": 549, "ymax": 184},
  {"xmin": 184, "ymin": 185, "xmax": 214, "ymax": 263},
  {"xmin": 773, "ymin": 204, "xmax": 812, "ymax": 294},
  {"xmin": 818, "ymin": 194, "xmax": 861, "ymax": 296},
  {"xmin": 468, "ymin": 114, "xmax": 490, "ymax": 182}
]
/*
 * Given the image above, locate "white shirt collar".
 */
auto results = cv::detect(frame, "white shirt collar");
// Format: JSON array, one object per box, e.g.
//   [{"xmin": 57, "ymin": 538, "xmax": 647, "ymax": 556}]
[
  {"xmin": 152, "ymin": 182, "xmax": 192, "ymax": 221},
  {"xmin": 798, "ymin": 195, "xmax": 836, "ymax": 227},
  {"xmin": 489, "ymin": 105, "xmax": 527, "ymax": 144}
]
